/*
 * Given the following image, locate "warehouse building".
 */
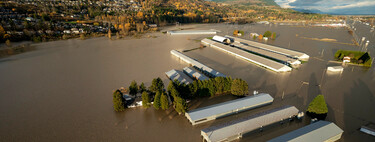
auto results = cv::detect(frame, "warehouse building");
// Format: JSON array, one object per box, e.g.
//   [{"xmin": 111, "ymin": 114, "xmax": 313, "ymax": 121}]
[
  {"xmin": 225, "ymin": 35, "xmax": 309, "ymax": 61},
  {"xmin": 185, "ymin": 93, "xmax": 274, "ymax": 125},
  {"xmin": 183, "ymin": 67, "xmax": 210, "ymax": 81},
  {"xmin": 165, "ymin": 69, "xmax": 193, "ymax": 85},
  {"xmin": 170, "ymin": 50, "xmax": 226, "ymax": 77},
  {"xmin": 201, "ymin": 105, "xmax": 299, "ymax": 142},
  {"xmin": 268, "ymin": 121, "xmax": 344, "ymax": 142},
  {"xmin": 167, "ymin": 30, "xmax": 217, "ymax": 35},
  {"xmin": 231, "ymin": 42, "xmax": 301, "ymax": 65},
  {"xmin": 201, "ymin": 39, "xmax": 292, "ymax": 72}
]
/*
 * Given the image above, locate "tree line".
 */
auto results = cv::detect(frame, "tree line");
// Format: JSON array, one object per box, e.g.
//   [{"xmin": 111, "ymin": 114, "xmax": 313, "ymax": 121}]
[{"xmin": 113, "ymin": 76, "xmax": 249, "ymax": 114}]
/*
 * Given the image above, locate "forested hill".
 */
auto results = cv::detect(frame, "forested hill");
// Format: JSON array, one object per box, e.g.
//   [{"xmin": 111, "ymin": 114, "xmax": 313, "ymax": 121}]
[{"xmin": 210, "ymin": 0, "xmax": 279, "ymax": 6}]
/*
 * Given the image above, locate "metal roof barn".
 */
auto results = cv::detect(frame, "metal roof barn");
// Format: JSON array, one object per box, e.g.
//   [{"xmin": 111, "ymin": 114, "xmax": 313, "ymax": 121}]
[
  {"xmin": 201, "ymin": 105, "xmax": 299, "ymax": 142},
  {"xmin": 183, "ymin": 67, "xmax": 210, "ymax": 81},
  {"xmin": 170, "ymin": 50, "xmax": 226, "ymax": 77},
  {"xmin": 212, "ymin": 35, "xmax": 231, "ymax": 44},
  {"xmin": 231, "ymin": 42, "xmax": 301, "ymax": 65},
  {"xmin": 225, "ymin": 35, "xmax": 309, "ymax": 61},
  {"xmin": 185, "ymin": 93, "xmax": 274, "ymax": 126},
  {"xmin": 167, "ymin": 30, "xmax": 217, "ymax": 35},
  {"xmin": 201, "ymin": 39, "xmax": 292, "ymax": 72},
  {"xmin": 165, "ymin": 69, "xmax": 193, "ymax": 85},
  {"xmin": 267, "ymin": 121, "xmax": 344, "ymax": 142}
]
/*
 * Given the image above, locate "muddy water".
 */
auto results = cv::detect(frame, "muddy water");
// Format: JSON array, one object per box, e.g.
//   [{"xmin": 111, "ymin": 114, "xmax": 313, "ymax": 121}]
[{"xmin": 0, "ymin": 23, "xmax": 374, "ymax": 142}]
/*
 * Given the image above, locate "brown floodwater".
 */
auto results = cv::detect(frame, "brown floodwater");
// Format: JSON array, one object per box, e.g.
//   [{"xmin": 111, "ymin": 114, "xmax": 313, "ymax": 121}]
[{"xmin": 0, "ymin": 23, "xmax": 374, "ymax": 142}]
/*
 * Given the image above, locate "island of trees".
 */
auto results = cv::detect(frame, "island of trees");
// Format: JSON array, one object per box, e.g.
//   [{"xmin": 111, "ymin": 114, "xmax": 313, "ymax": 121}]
[{"xmin": 113, "ymin": 76, "xmax": 249, "ymax": 114}]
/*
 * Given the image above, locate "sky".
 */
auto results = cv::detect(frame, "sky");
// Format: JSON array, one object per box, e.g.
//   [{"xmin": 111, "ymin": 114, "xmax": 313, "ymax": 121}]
[{"xmin": 274, "ymin": 0, "xmax": 375, "ymax": 14}]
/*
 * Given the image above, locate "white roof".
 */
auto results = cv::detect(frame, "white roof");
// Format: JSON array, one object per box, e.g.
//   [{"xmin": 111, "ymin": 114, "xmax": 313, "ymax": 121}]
[
  {"xmin": 202, "ymin": 39, "xmax": 292, "ymax": 72},
  {"xmin": 165, "ymin": 69, "xmax": 193, "ymax": 85},
  {"xmin": 171, "ymin": 50, "xmax": 226, "ymax": 77},
  {"xmin": 268, "ymin": 121, "xmax": 343, "ymax": 142},
  {"xmin": 168, "ymin": 30, "xmax": 217, "ymax": 35},
  {"xmin": 202, "ymin": 105, "xmax": 299, "ymax": 142},
  {"xmin": 212, "ymin": 35, "xmax": 229, "ymax": 43},
  {"xmin": 327, "ymin": 66, "xmax": 343, "ymax": 72},
  {"xmin": 187, "ymin": 93, "xmax": 274, "ymax": 122},
  {"xmin": 183, "ymin": 67, "xmax": 209, "ymax": 81},
  {"xmin": 225, "ymin": 35, "xmax": 309, "ymax": 61}
]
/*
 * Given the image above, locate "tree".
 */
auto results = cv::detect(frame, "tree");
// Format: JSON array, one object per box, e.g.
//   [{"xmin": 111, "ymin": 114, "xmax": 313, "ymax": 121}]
[
  {"xmin": 116, "ymin": 32, "xmax": 120, "ymax": 39},
  {"xmin": 149, "ymin": 77, "xmax": 164, "ymax": 93},
  {"xmin": 271, "ymin": 32, "xmax": 276, "ymax": 40},
  {"xmin": 5, "ymin": 40, "xmax": 11, "ymax": 47},
  {"xmin": 80, "ymin": 34, "xmax": 85, "ymax": 40},
  {"xmin": 264, "ymin": 31, "xmax": 272, "ymax": 37},
  {"xmin": 174, "ymin": 96, "xmax": 187, "ymax": 114},
  {"xmin": 113, "ymin": 90, "xmax": 125, "ymax": 112},
  {"xmin": 0, "ymin": 25, "xmax": 5, "ymax": 40},
  {"xmin": 307, "ymin": 95, "xmax": 328, "ymax": 114},
  {"xmin": 108, "ymin": 29, "xmax": 112, "ymax": 39},
  {"xmin": 153, "ymin": 91, "xmax": 161, "ymax": 110},
  {"xmin": 160, "ymin": 92, "xmax": 169, "ymax": 110},
  {"xmin": 231, "ymin": 79, "xmax": 248, "ymax": 96},
  {"xmin": 258, "ymin": 34, "xmax": 263, "ymax": 40},
  {"xmin": 139, "ymin": 82, "xmax": 147, "ymax": 93},
  {"xmin": 129, "ymin": 80, "xmax": 138, "ymax": 96},
  {"xmin": 142, "ymin": 91, "xmax": 151, "ymax": 108}
]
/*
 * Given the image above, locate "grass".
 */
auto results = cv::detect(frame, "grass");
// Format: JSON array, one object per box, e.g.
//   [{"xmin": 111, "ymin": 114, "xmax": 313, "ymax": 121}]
[{"xmin": 334, "ymin": 50, "xmax": 372, "ymax": 67}]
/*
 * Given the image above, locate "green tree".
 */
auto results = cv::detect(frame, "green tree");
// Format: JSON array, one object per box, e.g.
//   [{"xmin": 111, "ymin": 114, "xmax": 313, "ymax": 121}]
[
  {"xmin": 264, "ymin": 31, "xmax": 272, "ymax": 37},
  {"xmin": 149, "ymin": 77, "xmax": 164, "ymax": 93},
  {"xmin": 231, "ymin": 79, "xmax": 248, "ymax": 96},
  {"xmin": 271, "ymin": 32, "xmax": 276, "ymax": 40},
  {"xmin": 113, "ymin": 90, "xmax": 125, "ymax": 112},
  {"xmin": 167, "ymin": 80, "xmax": 174, "ymax": 94},
  {"xmin": 141, "ymin": 91, "xmax": 151, "ymax": 108},
  {"xmin": 139, "ymin": 82, "xmax": 147, "ymax": 93},
  {"xmin": 129, "ymin": 80, "xmax": 138, "ymax": 96},
  {"xmin": 160, "ymin": 92, "xmax": 169, "ymax": 110},
  {"xmin": 153, "ymin": 91, "xmax": 161, "ymax": 110},
  {"xmin": 174, "ymin": 97, "xmax": 187, "ymax": 114},
  {"xmin": 307, "ymin": 95, "xmax": 328, "ymax": 114}
]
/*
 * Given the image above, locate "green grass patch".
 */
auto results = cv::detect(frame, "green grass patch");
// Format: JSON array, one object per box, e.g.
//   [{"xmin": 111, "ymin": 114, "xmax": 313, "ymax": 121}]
[
  {"xmin": 206, "ymin": 37, "xmax": 213, "ymax": 39},
  {"xmin": 334, "ymin": 50, "xmax": 372, "ymax": 67}
]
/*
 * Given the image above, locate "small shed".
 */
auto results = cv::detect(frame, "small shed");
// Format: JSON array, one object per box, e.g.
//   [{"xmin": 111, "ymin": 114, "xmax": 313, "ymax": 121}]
[{"xmin": 212, "ymin": 35, "xmax": 231, "ymax": 44}]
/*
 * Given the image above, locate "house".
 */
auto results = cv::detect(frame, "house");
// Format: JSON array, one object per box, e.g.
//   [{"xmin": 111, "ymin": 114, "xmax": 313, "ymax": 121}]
[{"xmin": 343, "ymin": 56, "xmax": 350, "ymax": 63}]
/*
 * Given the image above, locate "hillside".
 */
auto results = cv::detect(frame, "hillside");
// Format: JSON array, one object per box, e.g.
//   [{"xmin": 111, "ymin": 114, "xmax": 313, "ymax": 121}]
[{"xmin": 211, "ymin": 0, "xmax": 279, "ymax": 6}]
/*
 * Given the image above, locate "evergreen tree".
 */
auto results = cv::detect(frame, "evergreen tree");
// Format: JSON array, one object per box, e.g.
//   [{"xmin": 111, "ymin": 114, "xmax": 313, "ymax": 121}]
[
  {"xmin": 231, "ymin": 79, "xmax": 248, "ymax": 96},
  {"xmin": 264, "ymin": 31, "xmax": 272, "ymax": 37},
  {"xmin": 153, "ymin": 91, "xmax": 161, "ymax": 110},
  {"xmin": 113, "ymin": 90, "xmax": 125, "ymax": 112},
  {"xmin": 160, "ymin": 92, "xmax": 169, "ymax": 110},
  {"xmin": 167, "ymin": 80, "xmax": 174, "ymax": 94},
  {"xmin": 149, "ymin": 77, "xmax": 164, "ymax": 93},
  {"xmin": 307, "ymin": 95, "xmax": 328, "ymax": 114},
  {"xmin": 141, "ymin": 91, "xmax": 150, "ymax": 108},
  {"xmin": 174, "ymin": 97, "xmax": 187, "ymax": 114},
  {"xmin": 129, "ymin": 80, "xmax": 138, "ymax": 96},
  {"xmin": 139, "ymin": 82, "xmax": 147, "ymax": 93}
]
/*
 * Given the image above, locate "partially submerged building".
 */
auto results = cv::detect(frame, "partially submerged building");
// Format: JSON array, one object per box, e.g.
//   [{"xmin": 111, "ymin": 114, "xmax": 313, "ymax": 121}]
[
  {"xmin": 167, "ymin": 30, "xmax": 217, "ymax": 35},
  {"xmin": 327, "ymin": 66, "xmax": 344, "ymax": 72},
  {"xmin": 165, "ymin": 69, "xmax": 193, "ymax": 85},
  {"xmin": 185, "ymin": 93, "xmax": 274, "ymax": 125},
  {"xmin": 225, "ymin": 35, "xmax": 309, "ymax": 61},
  {"xmin": 201, "ymin": 38, "xmax": 292, "ymax": 72},
  {"xmin": 170, "ymin": 50, "xmax": 226, "ymax": 77},
  {"xmin": 231, "ymin": 42, "xmax": 301, "ymax": 65},
  {"xmin": 201, "ymin": 105, "xmax": 299, "ymax": 142},
  {"xmin": 268, "ymin": 121, "xmax": 344, "ymax": 142},
  {"xmin": 183, "ymin": 67, "xmax": 210, "ymax": 81}
]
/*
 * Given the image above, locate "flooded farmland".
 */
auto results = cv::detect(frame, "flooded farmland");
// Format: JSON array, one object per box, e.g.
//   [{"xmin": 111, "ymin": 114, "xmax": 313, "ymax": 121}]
[{"xmin": 0, "ymin": 23, "xmax": 374, "ymax": 142}]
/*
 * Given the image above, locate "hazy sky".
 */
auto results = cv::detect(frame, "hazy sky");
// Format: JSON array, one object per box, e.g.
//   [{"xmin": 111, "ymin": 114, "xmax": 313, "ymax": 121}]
[{"xmin": 274, "ymin": 0, "xmax": 375, "ymax": 14}]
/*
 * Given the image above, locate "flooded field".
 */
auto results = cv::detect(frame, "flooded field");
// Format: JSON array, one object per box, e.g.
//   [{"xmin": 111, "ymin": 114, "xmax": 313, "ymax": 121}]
[{"xmin": 0, "ymin": 23, "xmax": 374, "ymax": 141}]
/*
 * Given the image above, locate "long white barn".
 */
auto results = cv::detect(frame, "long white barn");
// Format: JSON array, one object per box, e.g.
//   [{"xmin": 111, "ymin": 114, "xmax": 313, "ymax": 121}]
[
  {"xmin": 170, "ymin": 50, "xmax": 226, "ymax": 77},
  {"xmin": 201, "ymin": 38, "xmax": 292, "ymax": 72}
]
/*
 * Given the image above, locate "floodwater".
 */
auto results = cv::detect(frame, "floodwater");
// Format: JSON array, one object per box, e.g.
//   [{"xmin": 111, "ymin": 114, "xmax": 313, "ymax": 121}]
[{"xmin": 0, "ymin": 23, "xmax": 374, "ymax": 142}]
